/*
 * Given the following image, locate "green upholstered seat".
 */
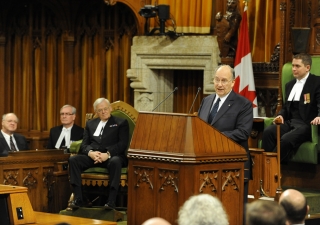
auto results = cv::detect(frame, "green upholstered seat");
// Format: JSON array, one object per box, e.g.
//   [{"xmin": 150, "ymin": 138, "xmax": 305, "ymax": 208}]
[
  {"xmin": 68, "ymin": 100, "xmax": 138, "ymax": 189},
  {"xmin": 259, "ymin": 57, "xmax": 320, "ymax": 164}
]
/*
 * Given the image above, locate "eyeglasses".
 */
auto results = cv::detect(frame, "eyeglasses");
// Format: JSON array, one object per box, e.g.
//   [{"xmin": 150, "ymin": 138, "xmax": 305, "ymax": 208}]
[
  {"xmin": 60, "ymin": 113, "xmax": 74, "ymax": 116},
  {"xmin": 4, "ymin": 120, "xmax": 18, "ymax": 124},
  {"xmin": 96, "ymin": 107, "xmax": 110, "ymax": 113},
  {"xmin": 214, "ymin": 78, "xmax": 233, "ymax": 85}
]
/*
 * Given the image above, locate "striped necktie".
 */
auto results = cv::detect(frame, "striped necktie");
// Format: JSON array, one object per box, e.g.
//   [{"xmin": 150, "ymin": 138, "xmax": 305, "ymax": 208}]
[
  {"xmin": 208, "ymin": 98, "xmax": 220, "ymax": 124},
  {"xmin": 10, "ymin": 136, "xmax": 17, "ymax": 151}
]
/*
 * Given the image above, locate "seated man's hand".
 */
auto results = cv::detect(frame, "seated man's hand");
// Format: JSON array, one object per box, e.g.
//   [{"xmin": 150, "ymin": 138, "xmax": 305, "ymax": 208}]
[
  {"xmin": 311, "ymin": 116, "xmax": 320, "ymax": 125},
  {"xmin": 88, "ymin": 150, "xmax": 102, "ymax": 163},
  {"xmin": 273, "ymin": 115, "xmax": 284, "ymax": 124},
  {"xmin": 94, "ymin": 152, "xmax": 109, "ymax": 164}
]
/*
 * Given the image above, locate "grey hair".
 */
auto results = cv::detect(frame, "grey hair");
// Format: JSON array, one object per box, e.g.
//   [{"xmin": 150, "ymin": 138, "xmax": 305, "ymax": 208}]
[
  {"xmin": 215, "ymin": 64, "xmax": 235, "ymax": 80},
  {"xmin": 93, "ymin": 98, "xmax": 111, "ymax": 110},
  {"xmin": 2, "ymin": 113, "xmax": 19, "ymax": 123},
  {"xmin": 178, "ymin": 194, "xmax": 229, "ymax": 225},
  {"xmin": 60, "ymin": 105, "xmax": 76, "ymax": 114}
]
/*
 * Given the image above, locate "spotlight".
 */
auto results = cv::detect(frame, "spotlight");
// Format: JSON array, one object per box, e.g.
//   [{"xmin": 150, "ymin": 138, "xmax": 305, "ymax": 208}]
[
  {"xmin": 139, "ymin": 5, "xmax": 157, "ymax": 18},
  {"xmin": 139, "ymin": 4, "xmax": 172, "ymax": 36}
]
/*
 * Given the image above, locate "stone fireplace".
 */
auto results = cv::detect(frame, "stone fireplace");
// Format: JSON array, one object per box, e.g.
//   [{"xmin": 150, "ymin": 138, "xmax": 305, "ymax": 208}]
[{"xmin": 127, "ymin": 36, "xmax": 220, "ymax": 112}]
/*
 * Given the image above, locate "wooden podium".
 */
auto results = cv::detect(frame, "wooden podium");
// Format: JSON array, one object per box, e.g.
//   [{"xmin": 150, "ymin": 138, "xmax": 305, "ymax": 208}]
[
  {"xmin": 0, "ymin": 185, "xmax": 35, "ymax": 225},
  {"xmin": 127, "ymin": 112, "xmax": 248, "ymax": 225},
  {"xmin": 0, "ymin": 150, "xmax": 70, "ymax": 213}
]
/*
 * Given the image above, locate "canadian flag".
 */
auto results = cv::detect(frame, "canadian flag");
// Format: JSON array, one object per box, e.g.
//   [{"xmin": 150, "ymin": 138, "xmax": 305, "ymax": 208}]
[{"xmin": 233, "ymin": 6, "xmax": 258, "ymax": 117}]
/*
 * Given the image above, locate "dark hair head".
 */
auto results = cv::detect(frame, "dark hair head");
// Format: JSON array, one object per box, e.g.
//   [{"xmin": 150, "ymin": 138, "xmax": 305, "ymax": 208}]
[
  {"xmin": 293, "ymin": 53, "xmax": 312, "ymax": 67},
  {"xmin": 246, "ymin": 200, "xmax": 287, "ymax": 225}
]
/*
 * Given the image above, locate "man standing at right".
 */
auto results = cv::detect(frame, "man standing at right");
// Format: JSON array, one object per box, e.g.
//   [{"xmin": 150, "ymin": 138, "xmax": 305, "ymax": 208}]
[
  {"xmin": 279, "ymin": 189, "xmax": 309, "ymax": 225},
  {"xmin": 262, "ymin": 53, "xmax": 320, "ymax": 162}
]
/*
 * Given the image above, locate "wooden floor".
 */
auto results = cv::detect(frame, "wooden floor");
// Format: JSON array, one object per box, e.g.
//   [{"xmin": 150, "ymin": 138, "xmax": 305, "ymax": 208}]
[{"xmin": 33, "ymin": 211, "xmax": 117, "ymax": 225}]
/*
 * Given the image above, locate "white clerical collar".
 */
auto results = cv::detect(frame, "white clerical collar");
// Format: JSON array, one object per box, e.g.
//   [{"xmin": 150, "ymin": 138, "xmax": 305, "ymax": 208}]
[
  {"xmin": 288, "ymin": 73, "xmax": 309, "ymax": 101},
  {"xmin": 93, "ymin": 120, "xmax": 108, "ymax": 136}
]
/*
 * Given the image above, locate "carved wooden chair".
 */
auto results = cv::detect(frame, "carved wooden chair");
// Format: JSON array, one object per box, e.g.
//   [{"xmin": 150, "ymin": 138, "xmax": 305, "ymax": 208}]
[
  {"xmin": 67, "ymin": 100, "xmax": 138, "ymax": 209},
  {"xmin": 260, "ymin": 56, "xmax": 320, "ymax": 164}
]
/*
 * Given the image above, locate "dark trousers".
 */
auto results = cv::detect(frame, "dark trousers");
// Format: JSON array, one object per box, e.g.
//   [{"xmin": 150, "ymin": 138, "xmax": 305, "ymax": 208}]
[
  {"xmin": 262, "ymin": 119, "xmax": 311, "ymax": 162},
  {"xmin": 69, "ymin": 154, "xmax": 123, "ymax": 203}
]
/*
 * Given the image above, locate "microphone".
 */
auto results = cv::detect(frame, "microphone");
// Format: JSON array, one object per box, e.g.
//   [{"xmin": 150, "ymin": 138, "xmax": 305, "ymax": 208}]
[
  {"xmin": 152, "ymin": 87, "xmax": 178, "ymax": 112},
  {"xmin": 188, "ymin": 87, "xmax": 201, "ymax": 114}
]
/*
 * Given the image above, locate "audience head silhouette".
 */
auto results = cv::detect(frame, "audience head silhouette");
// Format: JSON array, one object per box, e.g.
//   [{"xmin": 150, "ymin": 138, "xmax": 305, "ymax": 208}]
[
  {"xmin": 177, "ymin": 194, "xmax": 229, "ymax": 225},
  {"xmin": 142, "ymin": 217, "xmax": 171, "ymax": 225},
  {"xmin": 279, "ymin": 189, "xmax": 309, "ymax": 225},
  {"xmin": 246, "ymin": 200, "xmax": 287, "ymax": 225}
]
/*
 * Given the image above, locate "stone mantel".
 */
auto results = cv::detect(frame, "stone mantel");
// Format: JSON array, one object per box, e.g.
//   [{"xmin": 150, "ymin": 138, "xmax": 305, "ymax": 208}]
[{"xmin": 127, "ymin": 36, "xmax": 220, "ymax": 112}]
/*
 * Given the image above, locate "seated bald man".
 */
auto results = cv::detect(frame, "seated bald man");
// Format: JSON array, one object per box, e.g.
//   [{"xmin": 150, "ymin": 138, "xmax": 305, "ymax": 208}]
[
  {"xmin": 0, "ymin": 113, "xmax": 29, "ymax": 156},
  {"xmin": 279, "ymin": 189, "xmax": 309, "ymax": 225}
]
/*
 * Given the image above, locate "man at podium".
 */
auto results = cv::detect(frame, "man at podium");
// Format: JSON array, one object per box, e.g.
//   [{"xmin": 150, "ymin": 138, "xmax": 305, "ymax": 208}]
[{"xmin": 197, "ymin": 65, "xmax": 253, "ymax": 205}]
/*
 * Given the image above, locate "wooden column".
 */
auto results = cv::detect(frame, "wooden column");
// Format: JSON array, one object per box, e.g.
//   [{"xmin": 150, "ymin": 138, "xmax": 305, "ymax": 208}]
[
  {"xmin": 0, "ymin": 36, "xmax": 5, "ymax": 116},
  {"xmin": 64, "ymin": 34, "xmax": 75, "ymax": 105}
]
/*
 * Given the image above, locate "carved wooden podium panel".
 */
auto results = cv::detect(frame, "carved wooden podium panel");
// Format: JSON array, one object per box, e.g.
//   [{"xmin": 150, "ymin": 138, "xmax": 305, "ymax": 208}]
[
  {"xmin": 0, "ymin": 150, "xmax": 70, "ymax": 213},
  {"xmin": 127, "ymin": 112, "xmax": 248, "ymax": 225},
  {"xmin": 0, "ymin": 185, "xmax": 35, "ymax": 225}
]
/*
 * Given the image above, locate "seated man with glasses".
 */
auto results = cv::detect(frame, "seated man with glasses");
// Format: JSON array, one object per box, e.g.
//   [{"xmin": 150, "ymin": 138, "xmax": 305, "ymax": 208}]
[
  {"xmin": 68, "ymin": 98, "xmax": 129, "ymax": 210},
  {"xmin": 197, "ymin": 65, "xmax": 253, "ymax": 220},
  {"xmin": 47, "ymin": 104, "xmax": 84, "ymax": 149},
  {"xmin": 0, "ymin": 113, "xmax": 29, "ymax": 156}
]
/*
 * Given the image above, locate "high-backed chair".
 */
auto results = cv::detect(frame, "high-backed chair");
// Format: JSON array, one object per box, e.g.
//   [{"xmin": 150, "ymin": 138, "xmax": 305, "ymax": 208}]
[
  {"xmin": 68, "ymin": 100, "xmax": 138, "ymax": 208},
  {"xmin": 261, "ymin": 56, "xmax": 320, "ymax": 164}
]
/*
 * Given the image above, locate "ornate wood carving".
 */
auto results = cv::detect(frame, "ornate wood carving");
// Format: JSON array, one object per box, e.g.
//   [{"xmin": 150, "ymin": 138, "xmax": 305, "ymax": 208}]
[
  {"xmin": 159, "ymin": 169, "xmax": 178, "ymax": 193},
  {"xmin": 308, "ymin": 0, "xmax": 312, "ymax": 27},
  {"xmin": 257, "ymin": 89, "xmax": 278, "ymax": 117},
  {"xmin": 104, "ymin": 0, "xmax": 117, "ymax": 6},
  {"xmin": 134, "ymin": 167, "xmax": 154, "ymax": 190},
  {"xmin": 199, "ymin": 170, "xmax": 218, "ymax": 193},
  {"xmin": 222, "ymin": 170, "xmax": 240, "ymax": 191},
  {"xmin": 23, "ymin": 169, "xmax": 38, "ymax": 189},
  {"xmin": 3, "ymin": 170, "xmax": 19, "ymax": 185}
]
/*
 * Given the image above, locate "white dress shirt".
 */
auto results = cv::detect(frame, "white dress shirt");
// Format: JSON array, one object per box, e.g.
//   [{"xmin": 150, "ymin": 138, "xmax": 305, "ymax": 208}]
[
  {"xmin": 288, "ymin": 73, "xmax": 309, "ymax": 101},
  {"xmin": 1, "ymin": 130, "xmax": 19, "ymax": 151}
]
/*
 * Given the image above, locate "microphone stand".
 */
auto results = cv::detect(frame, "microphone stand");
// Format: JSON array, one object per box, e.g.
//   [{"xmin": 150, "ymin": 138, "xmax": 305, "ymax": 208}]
[
  {"xmin": 188, "ymin": 87, "xmax": 201, "ymax": 114},
  {"xmin": 152, "ymin": 87, "xmax": 178, "ymax": 112}
]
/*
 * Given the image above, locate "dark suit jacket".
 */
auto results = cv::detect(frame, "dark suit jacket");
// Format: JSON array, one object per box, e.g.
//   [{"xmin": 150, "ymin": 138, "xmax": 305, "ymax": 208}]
[
  {"xmin": 198, "ymin": 91, "xmax": 253, "ymax": 180},
  {"xmin": 47, "ymin": 124, "xmax": 84, "ymax": 149},
  {"xmin": 0, "ymin": 132, "xmax": 29, "ymax": 157},
  {"xmin": 80, "ymin": 115, "xmax": 129, "ymax": 164},
  {"xmin": 279, "ymin": 73, "xmax": 320, "ymax": 123}
]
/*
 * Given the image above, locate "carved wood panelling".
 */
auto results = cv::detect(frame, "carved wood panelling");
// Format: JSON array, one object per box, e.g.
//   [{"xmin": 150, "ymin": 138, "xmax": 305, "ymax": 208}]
[
  {"xmin": 23, "ymin": 170, "xmax": 38, "ymax": 189},
  {"xmin": 3, "ymin": 169, "xmax": 20, "ymax": 185},
  {"xmin": 222, "ymin": 170, "xmax": 240, "ymax": 192},
  {"xmin": 159, "ymin": 169, "xmax": 178, "ymax": 193},
  {"xmin": 199, "ymin": 170, "xmax": 218, "ymax": 193},
  {"xmin": 133, "ymin": 166, "xmax": 154, "ymax": 190}
]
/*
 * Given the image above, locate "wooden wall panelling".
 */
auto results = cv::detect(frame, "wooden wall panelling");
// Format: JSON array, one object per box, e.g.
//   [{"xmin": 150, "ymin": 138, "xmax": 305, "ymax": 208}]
[
  {"xmin": 282, "ymin": 163, "xmax": 320, "ymax": 189},
  {"xmin": 0, "ymin": 36, "xmax": 5, "ymax": 115},
  {"xmin": 248, "ymin": 148, "xmax": 264, "ymax": 201},
  {"xmin": 0, "ymin": 150, "xmax": 70, "ymax": 213},
  {"xmin": 261, "ymin": 152, "xmax": 278, "ymax": 197},
  {"xmin": 310, "ymin": 0, "xmax": 320, "ymax": 54},
  {"xmin": 0, "ymin": 0, "xmax": 140, "ymax": 132},
  {"xmin": 127, "ymin": 160, "xmax": 244, "ymax": 225}
]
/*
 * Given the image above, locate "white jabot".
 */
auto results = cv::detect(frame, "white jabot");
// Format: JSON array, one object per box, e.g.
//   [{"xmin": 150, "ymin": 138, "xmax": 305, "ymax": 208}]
[
  {"xmin": 55, "ymin": 127, "xmax": 72, "ymax": 149},
  {"xmin": 288, "ymin": 73, "xmax": 309, "ymax": 101},
  {"xmin": 93, "ymin": 121, "xmax": 107, "ymax": 136}
]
